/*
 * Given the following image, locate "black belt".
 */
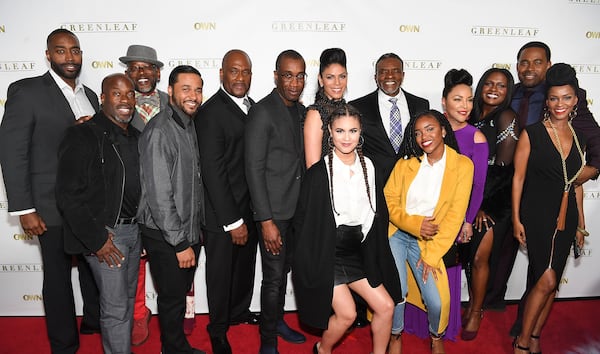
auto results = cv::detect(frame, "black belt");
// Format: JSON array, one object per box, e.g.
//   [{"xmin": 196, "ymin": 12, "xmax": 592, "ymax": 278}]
[{"xmin": 116, "ymin": 217, "xmax": 137, "ymax": 225}]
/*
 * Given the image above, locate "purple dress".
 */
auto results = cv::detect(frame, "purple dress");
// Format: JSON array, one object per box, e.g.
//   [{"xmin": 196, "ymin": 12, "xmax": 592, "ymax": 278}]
[{"xmin": 404, "ymin": 124, "xmax": 488, "ymax": 340}]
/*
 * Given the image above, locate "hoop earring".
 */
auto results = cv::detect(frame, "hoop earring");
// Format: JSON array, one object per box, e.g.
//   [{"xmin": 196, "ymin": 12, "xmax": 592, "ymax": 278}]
[
  {"xmin": 357, "ymin": 136, "xmax": 364, "ymax": 149},
  {"xmin": 569, "ymin": 105, "xmax": 578, "ymax": 120},
  {"xmin": 543, "ymin": 108, "xmax": 550, "ymax": 120},
  {"xmin": 328, "ymin": 136, "xmax": 335, "ymax": 149}
]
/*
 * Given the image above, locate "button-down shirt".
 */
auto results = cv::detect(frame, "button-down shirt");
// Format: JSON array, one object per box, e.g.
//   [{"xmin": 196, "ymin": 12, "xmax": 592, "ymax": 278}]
[{"xmin": 406, "ymin": 146, "xmax": 447, "ymax": 217}]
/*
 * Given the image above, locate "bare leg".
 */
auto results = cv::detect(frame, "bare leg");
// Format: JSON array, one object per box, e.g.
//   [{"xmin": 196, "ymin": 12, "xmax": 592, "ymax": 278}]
[
  {"xmin": 529, "ymin": 289, "xmax": 555, "ymax": 353},
  {"xmin": 464, "ymin": 228, "xmax": 493, "ymax": 336},
  {"xmin": 317, "ymin": 285, "xmax": 356, "ymax": 354},
  {"xmin": 514, "ymin": 269, "xmax": 557, "ymax": 353},
  {"xmin": 349, "ymin": 280, "xmax": 394, "ymax": 354}
]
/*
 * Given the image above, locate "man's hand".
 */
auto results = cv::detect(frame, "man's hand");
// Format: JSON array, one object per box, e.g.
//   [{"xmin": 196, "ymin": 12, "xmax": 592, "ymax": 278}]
[
  {"xmin": 230, "ymin": 223, "xmax": 248, "ymax": 245},
  {"xmin": 75, "ymin": 115, "xmax": 93, "ymax": 125},
  {"xmin": 176, "ymin": 247, "xmax": 196, "ymax": 268},
  {"xmin": 95, "ymin": 233, "xmax": 125, "ymax": 267},
  {"xmin": 261, "ymin": 220, "xmax": 282, "ymax": 255},
  {"xmin": 19, "ymin": 212, "xmax": 47, "ymax": 236}
]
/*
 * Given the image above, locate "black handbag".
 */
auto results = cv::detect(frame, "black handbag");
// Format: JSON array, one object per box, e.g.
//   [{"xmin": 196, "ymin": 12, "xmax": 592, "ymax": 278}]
[{"xmin": 442, "ymin": 242, "xmax": 460, "ymax": 267}]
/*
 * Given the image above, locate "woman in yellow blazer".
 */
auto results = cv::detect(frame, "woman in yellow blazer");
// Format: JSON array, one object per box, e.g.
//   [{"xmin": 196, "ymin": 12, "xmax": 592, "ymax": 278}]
[{"xmin": 384, "ymin": 110, "xmax": 474, "ymax": 354}]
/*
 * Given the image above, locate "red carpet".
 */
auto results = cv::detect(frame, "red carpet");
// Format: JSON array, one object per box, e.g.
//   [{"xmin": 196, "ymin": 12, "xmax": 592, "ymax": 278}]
[{"xmin": 1, "ymin": 300, "xmax": 599, "ymax": 354}]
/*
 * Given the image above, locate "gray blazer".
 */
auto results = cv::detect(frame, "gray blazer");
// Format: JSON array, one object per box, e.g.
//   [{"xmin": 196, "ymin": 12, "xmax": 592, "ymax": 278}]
[
  {"xmin": 0, "ymin": 72, "xmax": 99, "ymax": 225},
  {"xmin": 137, "ymin": 104, "xmax": 205, "ymax": 251},
  {"xmin": 245, "ymin": 89, "xmax": 305, "ymax": 221}
]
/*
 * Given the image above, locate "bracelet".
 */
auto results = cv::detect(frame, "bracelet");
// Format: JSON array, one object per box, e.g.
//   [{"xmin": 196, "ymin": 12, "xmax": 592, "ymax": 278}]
[{"xmin": 577, "ymin": 227, "xmax": 590, "ymax": 237}]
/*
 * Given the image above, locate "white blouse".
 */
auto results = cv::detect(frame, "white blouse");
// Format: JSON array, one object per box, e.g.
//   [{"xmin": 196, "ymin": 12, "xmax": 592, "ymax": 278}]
[
  {"xmin": 405, "ymin": 146, "xmax": 446, "ymax": 217},
  {"xmin": 325, "ymin": 151, "xmax": 376, "ymax": 241}
]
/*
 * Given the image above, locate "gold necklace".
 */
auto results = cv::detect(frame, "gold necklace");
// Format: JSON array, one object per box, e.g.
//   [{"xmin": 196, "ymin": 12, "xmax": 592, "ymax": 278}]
[{"xmin": 544, "ymin": 117, "xmax": 585, "ymax": 188}]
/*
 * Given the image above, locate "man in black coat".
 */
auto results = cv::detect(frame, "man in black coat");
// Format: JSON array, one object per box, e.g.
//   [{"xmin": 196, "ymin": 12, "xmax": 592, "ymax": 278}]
[
  {"xmin": 0, "ymin": 28, "xmax": 100, "ymax": 353},
  {"xmin": 56, "ymin": 74, "xmax": 141, "ymax": 354},
  {"xmin": 195, "ymin": 49, "xmax": 259, "ymax": 354}
]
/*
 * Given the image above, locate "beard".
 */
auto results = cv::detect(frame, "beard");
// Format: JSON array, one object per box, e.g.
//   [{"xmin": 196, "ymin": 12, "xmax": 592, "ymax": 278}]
[{"xmin": 50, "ymin": 61, "xmax": 81, "ymax": 80}]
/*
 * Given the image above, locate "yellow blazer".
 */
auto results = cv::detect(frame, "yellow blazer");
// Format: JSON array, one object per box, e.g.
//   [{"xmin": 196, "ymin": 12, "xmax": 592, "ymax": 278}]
[{"xmin": 384, "ymin": 146, "xmax": 473, "ymax": 332}]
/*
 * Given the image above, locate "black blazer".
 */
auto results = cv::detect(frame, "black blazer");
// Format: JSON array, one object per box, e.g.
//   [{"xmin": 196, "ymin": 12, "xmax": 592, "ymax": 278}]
[
  {"xmin": 195, "ymin": 89, "xmax": 254, "ymax": 232},
  {"xmin": 350, "ymin": 89, "xmax": 429, "ymax": 187},
  {"xmin": 245, "ymin": 89, "xmax": 305, "ymax": 221},
  {"xmin": 0, "ymin": 71, "xmax": 99, "ymax": 225}
]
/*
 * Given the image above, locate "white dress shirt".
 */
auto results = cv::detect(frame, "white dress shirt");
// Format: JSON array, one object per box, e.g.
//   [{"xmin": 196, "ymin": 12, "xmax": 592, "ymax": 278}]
[
  {"xmin": 325, "ymin": 151, "xmax": 376, "ymax": 241},
  {"xmin": 377, "ymin": 89, "xmax": 411, "ymax": 139}
]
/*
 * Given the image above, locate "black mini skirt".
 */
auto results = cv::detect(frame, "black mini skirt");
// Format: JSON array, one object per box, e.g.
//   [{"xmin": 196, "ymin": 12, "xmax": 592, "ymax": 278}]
[{"xmin": 333, "ymin": 225, "xmax": 366, "ymax": 285}]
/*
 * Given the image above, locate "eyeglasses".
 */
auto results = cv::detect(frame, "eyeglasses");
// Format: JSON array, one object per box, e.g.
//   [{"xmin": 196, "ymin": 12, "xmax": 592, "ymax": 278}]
[
  {"xmin": 128, "ymin": 64, "xmax": 157, "ymax": 73},
  {"xmin": 279, "ymin": 72, "xmax": 307, "ymax": 82}
]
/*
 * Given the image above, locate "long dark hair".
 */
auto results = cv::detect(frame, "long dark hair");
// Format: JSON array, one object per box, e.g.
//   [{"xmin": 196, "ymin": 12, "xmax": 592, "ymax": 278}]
[
  {"xmin": 326, "ymin": 104, "xmax": 375, "ymax": 215},
  {"xmin": 470, "ymin": 68, "xmax": 515, "ymax": 124},
  {"xmin": 397, "ymin": 110, "xmax": 459, "ymax": 161}
]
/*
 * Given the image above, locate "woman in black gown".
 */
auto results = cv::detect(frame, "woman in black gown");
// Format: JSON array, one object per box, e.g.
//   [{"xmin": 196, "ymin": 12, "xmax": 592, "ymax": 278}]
[{"xmin": 512, "ymin": 63, "xmax": 586, "ymax": 354}]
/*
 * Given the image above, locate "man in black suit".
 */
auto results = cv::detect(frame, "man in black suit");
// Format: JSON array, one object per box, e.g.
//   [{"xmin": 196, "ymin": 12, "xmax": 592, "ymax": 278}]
[
  {"xmin": 245, "ymin": 49, "xmax": 308, "ymax": 354},
  {"xmin": 0, "ymin": 28, "xmax": 100, "ymax": 354},
  {"xmin": 349, "ymin": 53, "xmax": 429, "ymax": 333},
  {"xmin": 195, "ymin": 49, "xmax": 259, "ymax": 354}
]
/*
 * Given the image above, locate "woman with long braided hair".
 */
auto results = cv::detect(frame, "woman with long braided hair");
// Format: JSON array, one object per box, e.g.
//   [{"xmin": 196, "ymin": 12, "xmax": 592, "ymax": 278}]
[
  {"xmin": 385, "ymin": 110, "xmax": 473, "ymax": 354},
  {"xmin": 293, "ymin": 104, "xmax": 402, "ymax": 354}
]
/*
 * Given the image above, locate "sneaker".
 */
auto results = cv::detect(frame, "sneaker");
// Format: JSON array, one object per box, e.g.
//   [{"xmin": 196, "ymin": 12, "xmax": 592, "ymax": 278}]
[{"xmin": 131, "ymin": 306, "xmax": 151, "ymax": 346}]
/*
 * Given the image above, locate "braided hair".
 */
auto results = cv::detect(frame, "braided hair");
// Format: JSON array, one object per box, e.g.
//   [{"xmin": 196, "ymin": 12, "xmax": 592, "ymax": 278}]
[
  {"xmin": 397, "ymin": 110, "xmax": 460, "ymax": 161},
  {"xmin": 327, "ymin": 103, "xmax": 376, "ymax": 216}
]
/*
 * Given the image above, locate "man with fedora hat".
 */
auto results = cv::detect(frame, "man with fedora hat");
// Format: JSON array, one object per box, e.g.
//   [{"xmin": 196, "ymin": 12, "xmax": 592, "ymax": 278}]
[{"xmin": 120, "ymin": 44, "xmax": 169, "ymax": 346}]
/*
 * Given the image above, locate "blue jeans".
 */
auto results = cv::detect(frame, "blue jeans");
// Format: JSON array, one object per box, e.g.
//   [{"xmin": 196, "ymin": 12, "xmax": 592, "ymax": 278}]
[
  {"xmin": 389, "ymin": 229, "xmax": 443, "ymax": 336},
  {"xmin": 85, "ymin": 223, "xmax": 141, "ymax": 354}
]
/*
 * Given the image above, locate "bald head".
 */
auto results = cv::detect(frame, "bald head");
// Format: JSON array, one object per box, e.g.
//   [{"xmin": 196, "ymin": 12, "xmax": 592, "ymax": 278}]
[
  {"xmin": 220, "ymin": 49, "xmax": 252, "ymax": 98},
  {"xmin": 101, "ymin": 73, "xmax": 136, "ymax": 128}
]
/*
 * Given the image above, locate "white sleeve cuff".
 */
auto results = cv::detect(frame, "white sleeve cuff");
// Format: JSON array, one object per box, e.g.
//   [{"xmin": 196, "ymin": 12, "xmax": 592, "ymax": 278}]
[{"xmin": 223, "ymin": 218, "xmax": 244, "ymax": 232}]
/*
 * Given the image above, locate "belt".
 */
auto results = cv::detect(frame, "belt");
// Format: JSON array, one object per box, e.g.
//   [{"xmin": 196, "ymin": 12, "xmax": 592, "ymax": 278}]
[{"xmin": 116, "ymin": 217, "xmax": 137, "ymax": 225}]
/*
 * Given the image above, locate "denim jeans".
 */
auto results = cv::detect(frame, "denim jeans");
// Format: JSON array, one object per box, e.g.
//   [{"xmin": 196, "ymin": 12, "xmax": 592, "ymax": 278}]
[
  {"xmin": 85, "ymin": 223, "xmax": 141, "ymax": 354},
  {"xmin": 389, "ymin": 229, "xmax": 443, "ymax": 336}
]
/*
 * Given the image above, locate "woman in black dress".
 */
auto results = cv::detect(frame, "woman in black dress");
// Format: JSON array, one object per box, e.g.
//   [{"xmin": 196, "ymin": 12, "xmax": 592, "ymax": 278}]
[
  {"xmin": 512, "ymin": 63, "xmax": 586, "ymax": 354},
  {"xmin": 462, "ymin": 68, "xmax": 518, "ymax": 340}
]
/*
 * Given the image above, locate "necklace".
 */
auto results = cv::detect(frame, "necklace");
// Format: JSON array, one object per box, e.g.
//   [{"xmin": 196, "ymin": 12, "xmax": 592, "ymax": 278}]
[{"xmin": 544, "ymin": 117, "xmax": 585, "ymax": 188}]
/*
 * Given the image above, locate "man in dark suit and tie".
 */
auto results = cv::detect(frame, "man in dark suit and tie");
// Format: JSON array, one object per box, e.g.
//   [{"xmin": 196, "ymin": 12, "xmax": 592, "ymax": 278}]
[
  {"xmin": 350, "ymin": 53, "xmax": 429, "ymax": 331},
  {"xmin": 0, "ymin": 28, "xmax": 100, "ymax": 354},
  {"xmin": 195, "ymin": 49, "xmax": 260, "ymax": 354},
  {"xmin": 245, "ymin": 49, "xmax": 308, "ymax": 354}
]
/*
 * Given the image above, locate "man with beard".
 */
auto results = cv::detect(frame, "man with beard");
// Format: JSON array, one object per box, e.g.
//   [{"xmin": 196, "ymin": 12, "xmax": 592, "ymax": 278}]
[
  {"xmin": 195, "ymin": 49, "xmax": 262, "ymax": 354},
  {"xmin": 56, "ymin": 73, "xmax": 141, "ymax": 354},
  {"xmin": 120, "ymin": 44, "xmax": 168, "ymax": 346},
  {"xmin": 245, "ymin": 49, "xmax": 308, "ymax": 354},
  {"xmin": 0, "ymin": 28, "xmax": 100, "ymax": 354},
  {"xmin": 138, "ymin": 65, "xmax": 207, "ymax": 354}
]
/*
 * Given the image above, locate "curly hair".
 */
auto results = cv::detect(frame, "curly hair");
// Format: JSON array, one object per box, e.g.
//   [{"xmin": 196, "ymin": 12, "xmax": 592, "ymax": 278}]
[{"xmin": 397, "ymin": 110, "xmax": 459, "ymax": 161}]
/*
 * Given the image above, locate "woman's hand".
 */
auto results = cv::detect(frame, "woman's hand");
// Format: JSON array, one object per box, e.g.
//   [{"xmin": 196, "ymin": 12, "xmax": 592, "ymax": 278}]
[
  {"xmin": 459, "ymin": 222, "xmax": 473, "ymax": 243},
  {"xmin": 575, "ymin": 229, "xmax": 585, "ymax": 249},
  {"xmin": 513, "ymin": 221, "xmax": 526, "ymax": 247},
  {"xmin": 417, "ymin": 257, "xmax": 441, "ymax": 284},
  {"xmin": 420, "ymin": 216, "xmax": 439, "ymax": 240},
  {"xmin": 474, "ymin": 210, "xmax": 495, "ymax": 233}
]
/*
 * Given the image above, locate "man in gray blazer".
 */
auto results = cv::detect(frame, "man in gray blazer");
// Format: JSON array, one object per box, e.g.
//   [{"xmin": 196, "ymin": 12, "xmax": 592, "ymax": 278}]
[
  {"xmin": 0, "ymin": 28, "xmax": 100, "ymax": 353},
  {"xmin": 120, "ymin": 43, "xmax": 168, "ymax": 346},
  {"xmin": 245, "ymin": 49, "xmax": 307, "ymax": 354}
]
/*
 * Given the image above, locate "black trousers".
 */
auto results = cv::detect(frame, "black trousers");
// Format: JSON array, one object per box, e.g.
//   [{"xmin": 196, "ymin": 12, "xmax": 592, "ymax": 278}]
[
  {"xmin": 142, "ymin": 226, "xmax": 200, "ymax": 354},
  {"xmin": 258, "ymin": 219, "xmax": 293, "ymax": 347},
  {"xmin": 38, "ymin": 225, "xmax": 99, "ymax": 354},
  {"xmin": 204, "ymin": 220, "xmax": 258, "ymax": 337}
]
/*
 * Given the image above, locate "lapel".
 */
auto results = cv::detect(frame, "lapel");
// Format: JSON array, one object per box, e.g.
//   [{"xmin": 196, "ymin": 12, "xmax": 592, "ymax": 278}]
[
  {"xmin": 42, "ymin": 72, "xmax": 76, "ymax": 124},
  {"xmin": 269, "ymin": 89, "xmax": 303, "ymax": 155},
  {"xmin": 218, "ymin": 89, "xmax": 247, "ymax": 122},
  {"xmin": 432, "ymin": 147, "xmax": 459, "ymax": 219},
  {"xmin": 373, "ymin": 90, "xmax": 398, "ymax": 156}
]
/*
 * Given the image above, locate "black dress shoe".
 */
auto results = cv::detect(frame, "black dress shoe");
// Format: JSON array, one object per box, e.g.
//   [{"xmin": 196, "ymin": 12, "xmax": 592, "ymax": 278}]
[
  {"xmin": 276, "ymin": 319, "xmax": 306, "ymax": 344},
  {"xmin": 210, "ymin": 335, "xmax": 232, "ymax": 354},
  {"xmin": 80, "ymin": 321, "xmax": 101, "ymax": 335},
  {"xmin": 258, "ymin": 345, "xmax": 279, "ymax": 354},
  {"xmin": 230, "ymin": 312, "xmax": 260, "ymax": 325}
]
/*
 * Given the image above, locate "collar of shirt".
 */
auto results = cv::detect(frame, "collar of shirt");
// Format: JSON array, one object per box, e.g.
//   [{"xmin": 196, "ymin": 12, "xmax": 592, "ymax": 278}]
[
  {"xmin": 422, "ymin": 144, "xmax": 447, "ymax": 169},
  {"xmin": 221, "ymin": 86, "xmax": 250, "ymax": 114},
  {"xmin": 330, "ymin": 149, "xmax": 361, "ymax": 179},
  {"xmin": 169, "ymin": 103, "xmax": 193, "ymax": 129},
  {"xmin": 49, "ymin": 68, "xmax": 85, "ymax": 94}
]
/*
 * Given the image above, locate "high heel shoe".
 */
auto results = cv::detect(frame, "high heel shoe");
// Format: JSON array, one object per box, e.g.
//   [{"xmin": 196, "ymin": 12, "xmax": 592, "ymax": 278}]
[
  {"xmin": 313, "ymin": 342, "xmax": 319, "ymax": 354},
  {"xmin": 530, "ymin": 334, "xmax": 541, "ymax": 354},
  {"xmin": 513, "ymin": 336, "xmax": 530, "ymax": 353},
  {"xmin": 460, "ymin": 309, "xmax": 483, "ymax": 341}
]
